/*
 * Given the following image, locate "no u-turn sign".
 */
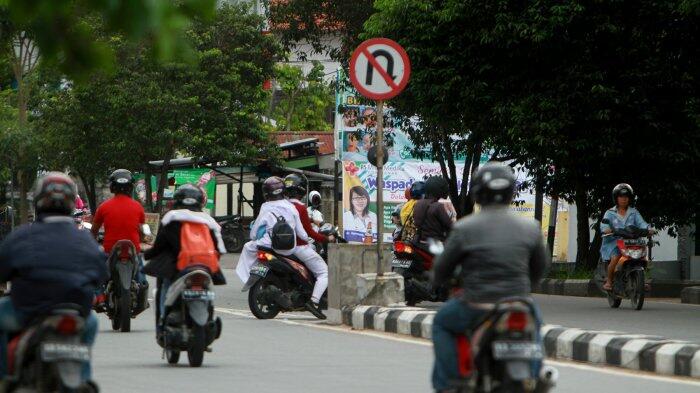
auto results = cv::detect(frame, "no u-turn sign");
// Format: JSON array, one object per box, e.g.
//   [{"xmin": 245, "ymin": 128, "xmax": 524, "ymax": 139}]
[{"xmin": 349, "ymin": 38, "xmax": 411, "ymax": 101}]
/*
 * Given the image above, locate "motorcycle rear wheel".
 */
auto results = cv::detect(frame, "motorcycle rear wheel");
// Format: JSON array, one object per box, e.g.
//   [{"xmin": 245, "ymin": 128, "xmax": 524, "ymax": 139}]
[
  {"xmin": 630, "ymin": 270, "xmax": 645, "ymax": 311},
  {"xmin": 223, "ymin": 226, "xmax": 245, "ymax": 253},
  {"xmin": 187, "ymin": 325, "xmax": 206, "ymax": 367},
  {"xmin": 248, "ymin": 280, "xmax": 280, "ymax": 319},
  {"xmin": 119, "ymin": 291, "xmax": 131, "ymax": 332}
]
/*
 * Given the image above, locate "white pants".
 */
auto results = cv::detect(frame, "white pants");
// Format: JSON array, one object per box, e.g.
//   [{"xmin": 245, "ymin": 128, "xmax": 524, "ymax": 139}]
[
  {"xmin": 294, "ymin": 244, "xmax": 328, "ymax": 303},
  {"xmin": 236, "ymin": 240, "xmax": 295, "ymax": 283}
]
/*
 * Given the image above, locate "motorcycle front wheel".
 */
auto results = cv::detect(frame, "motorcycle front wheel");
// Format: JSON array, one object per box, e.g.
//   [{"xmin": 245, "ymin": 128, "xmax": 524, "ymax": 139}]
[
  {"xmin": 187, "ymin": 325, "xmax": 206, "ymax": 367},
  {"xmin": 630, "ymin": 270, "xmax": 645, "ymax": 311},
  {"xmin": 166, "ymin": 349, "xmax": 180, "ymax": 364},
  {"xmin": 248, "ymin": 279, "xmax": 280, "ymax": 319}
]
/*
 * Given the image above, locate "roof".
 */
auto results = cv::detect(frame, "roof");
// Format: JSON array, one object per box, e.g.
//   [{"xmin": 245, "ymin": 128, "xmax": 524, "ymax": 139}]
[{"xmin": 275, "ymin": 132, "xmax": 335, "ymax": 156}]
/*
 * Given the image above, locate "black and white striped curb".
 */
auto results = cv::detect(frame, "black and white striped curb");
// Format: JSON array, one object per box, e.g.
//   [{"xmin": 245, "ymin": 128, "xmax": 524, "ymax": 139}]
[{"xmin": 342, "ymin": 305, "xmax": 700, "ymax": 378}]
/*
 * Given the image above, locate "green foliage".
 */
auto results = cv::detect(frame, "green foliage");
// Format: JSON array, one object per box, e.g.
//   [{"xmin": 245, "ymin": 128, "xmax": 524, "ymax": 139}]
[{"xmin": 271, "ymin": 61, "xmax": 332, "ymax": 131}]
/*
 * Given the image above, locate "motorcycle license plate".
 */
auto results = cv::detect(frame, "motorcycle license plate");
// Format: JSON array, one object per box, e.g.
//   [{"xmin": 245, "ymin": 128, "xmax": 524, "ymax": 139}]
[
  {"xmin": 492, "ymin": 341, "xmax": 543, "ymax": 360},
  {"xmin": 250, "ymin": 264, "xmax": 269, "ymax": 277},
  {"xmin": 182, "ymin": 290, "xmax": 215, "ymax": 301},
  {"xmin": 40, "ymin": 342, "xmax": 90, "ymax": 362},
  {"xmin": 391, "ymin": 258, "xmax": 413, "ymax": 269}
]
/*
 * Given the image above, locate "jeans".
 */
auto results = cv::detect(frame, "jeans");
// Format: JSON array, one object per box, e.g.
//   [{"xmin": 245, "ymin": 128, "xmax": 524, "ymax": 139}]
[
  {"xmin": 431, "ymin": 298, "xmax": 543, "ymax": 391},
  {"xmin": 0, "ymin": 297, "xmax": 98, "ymax": 381},
  {"xmin": 155, "ymin": 278, "xmax": 172, "ymax": 332}
]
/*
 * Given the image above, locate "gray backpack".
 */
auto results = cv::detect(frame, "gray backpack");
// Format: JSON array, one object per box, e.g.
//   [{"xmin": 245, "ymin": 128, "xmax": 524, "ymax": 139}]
[{"xmin": 270, "ymin": 213, "xmax": 295, "ymax": 250}]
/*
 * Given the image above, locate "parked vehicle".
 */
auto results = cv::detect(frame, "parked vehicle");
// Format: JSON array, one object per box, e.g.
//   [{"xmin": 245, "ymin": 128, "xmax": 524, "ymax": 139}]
[
  {"xmin": 243, "ymin": 227, "xmax": 345, "ymax": 320},
  {"xmin": 594, "ymin": 220, "xmax": 654, "ymax": 310},
  {"xmin": 215, "ymin": 215, "xmax": 246, "ymax": 253},
  {"xmin": 391, "ymin": 240, "xmax": 448, "ymax": 306},
  {"xmin": 5, "ymin": 304, "xmax": 98, "ymax": 392},
  {"xmin": 159, "ymin": 267, "xmax": 222, "ymax": 367}
]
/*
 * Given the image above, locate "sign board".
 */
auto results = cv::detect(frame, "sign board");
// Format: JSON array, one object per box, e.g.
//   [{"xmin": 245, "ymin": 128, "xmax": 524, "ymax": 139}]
[{"xmin": 349, "ymin": 38, "xmax": 411, "ymax": 100}]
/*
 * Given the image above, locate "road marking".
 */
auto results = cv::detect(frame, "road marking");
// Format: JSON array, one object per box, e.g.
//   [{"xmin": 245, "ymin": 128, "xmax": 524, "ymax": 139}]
[{"xmin": 215, "ymin": 306, "xmax": 700, "ymax": 386}]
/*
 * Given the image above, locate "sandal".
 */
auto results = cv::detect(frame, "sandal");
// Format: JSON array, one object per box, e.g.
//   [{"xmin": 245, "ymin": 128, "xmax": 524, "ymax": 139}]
[{"xmin": 602, "ymin": 282, "xmax": 612, "ymax": 291}]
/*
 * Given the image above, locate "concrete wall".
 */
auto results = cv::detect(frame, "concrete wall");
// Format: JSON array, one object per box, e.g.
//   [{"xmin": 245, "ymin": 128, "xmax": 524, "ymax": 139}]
[{"xmin": 214, "ymin": 182, "xmax": 255, "ymax": 217}]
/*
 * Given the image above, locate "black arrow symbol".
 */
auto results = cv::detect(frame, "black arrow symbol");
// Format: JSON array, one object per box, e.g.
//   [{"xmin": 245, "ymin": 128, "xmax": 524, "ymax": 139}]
[{"xmin": 365, "ymin": 49, "xmax": 396, "ymax": 85}]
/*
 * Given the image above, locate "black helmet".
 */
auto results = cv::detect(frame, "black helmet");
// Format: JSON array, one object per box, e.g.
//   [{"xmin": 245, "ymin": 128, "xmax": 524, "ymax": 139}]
[
  {"xmin": 283, "ymin": 174, "xmax": 307, "ymax": 199},
  {"xmin": 262, "ymin": 176, "xmax": 285, "ymax": 201},
  {"xmin": 409, "ymin": 181, "xmax": 426, "ymax": 199},
  {"xmin": 34, "ymin": 172, "xmax": 77, "ymax": 216},
  {"xmin": 109, "ymin": 169, "xmax": 134, "ymax": 194},
  {"xmin": 173, "ymin": 183, "xmax": 205, "ymax": 211},
  {"xmin": 309, "ymin": 190, "xmax": 322, "ymax": 208},
  {"xmin": 612, "ymin": 183, "xmax": 635, "ymax": 206},
  {"xmin": 470, "ymin": 161, "xmax": 515, "ymax": 206},
  {"xmin": 425, "ymin": 176, "xmax": 449, "ymax": 199}
]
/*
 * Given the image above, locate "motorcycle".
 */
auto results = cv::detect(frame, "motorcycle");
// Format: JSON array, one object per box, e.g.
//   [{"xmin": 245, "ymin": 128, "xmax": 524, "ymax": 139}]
[
  {"xmin": 314, "ymin": 223, "xmax": 347, "ymax": 261},
  {"xmin": 159, "ymin": 266, "xmax": 222, "ymax": 367},
  {"xmin": 391, "ymin": 240, "xmax": 448, "ymax": 306},
  {"xmin": 73, "ymin": 210, "xmax": 91, "ymax": 231},
  {"xmin": 98, "ymin": 239, "xmax": 148, "ymax": 332},
  {"xmin": 243, "ymin": 227, "xmax": 345, "ymax": 320},
  {"xmin": 5, "ymin": 304, "xmax": 97, "ymax": 392},
  {"xmin": 594, "ymin": 219, "xmax": 654, "ymax": 310},
  {"xmin": 214, "ymin": 215, "xmax": 246, "ymax": 253}
]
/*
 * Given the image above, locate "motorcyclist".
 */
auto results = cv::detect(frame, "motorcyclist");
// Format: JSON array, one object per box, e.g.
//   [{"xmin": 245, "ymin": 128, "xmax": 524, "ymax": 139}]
[
  {"xmin": 601, "ymin": 183, "xmax": 652, "ymax": 291},
  {"xmin": 413, "ymin": 176, "xmax": 454, "ymax": 246},
  {"xmin": 235, "ymin": 176, "xmax": 311, "ymax": 286},
  {"xmin": 399, "ymin": 181, "xmax": 425, "ymax": 243},
  {"xmin": 284, "ymin": 174, "xmax": 333, "ymax": 319},
  {"xmin": 91, "ymin": 169, "xmax": 149, "ymax": 310},
  {"xmin": 307, "ymin": 190, "xmax": 324, "ymax": 232},
  {"xmin": 0, "ymin": 172, "xmax": 108, "ymax": 382},
  {"xmin": 143, "ymin": 184, "xmax": 226, "ymax": 335},
  {"xmin": 430, "ymin": 162, "xmax": 550, "ymax": 392}
]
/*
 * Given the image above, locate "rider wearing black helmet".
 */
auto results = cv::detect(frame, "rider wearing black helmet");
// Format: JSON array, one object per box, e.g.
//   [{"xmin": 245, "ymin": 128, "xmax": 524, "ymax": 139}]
[
  {"xmin": 144, "ymin": 183, "xmax": 226, "ymax": 334},
  {"xmin": 430, "ymin": 162, "xmax": 550, "ymax": 392},
  {"xmin": 0, "ymin": 172, "xmax": 107, "ymax": 382},
  {"xmin": 413, "ymin": 176, "xmax": 453, "ymax": 245},
  {"xmin": 600, "ymin": 183, "xmax": 652, "ymax": 291}
]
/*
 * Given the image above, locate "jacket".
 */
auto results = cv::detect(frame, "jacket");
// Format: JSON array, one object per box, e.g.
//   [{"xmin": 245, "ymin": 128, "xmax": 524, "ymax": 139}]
[
  {"xmin": 599, "ymin": 207, "xmax": 649, "ymax": 261},
  {"xmin": 413, "ymin": 198, "xmax": 453, "ymax": 243},
  {"xmin": 290, "ymin": 199, "xmax": 327, "ymax": 246},
  {"xmin": 432, "ymin": 206, "xmax": 550, "ymax": 303},
  {"xmin": 0, "ymin": 216, "xmax": 108, "ymax": 319}
]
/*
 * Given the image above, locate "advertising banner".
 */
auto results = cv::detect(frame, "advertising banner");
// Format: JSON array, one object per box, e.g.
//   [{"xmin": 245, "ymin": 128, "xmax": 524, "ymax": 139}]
[{"xmin": 134, "ymin": 168, "xmax": 217, "ymax": 214}]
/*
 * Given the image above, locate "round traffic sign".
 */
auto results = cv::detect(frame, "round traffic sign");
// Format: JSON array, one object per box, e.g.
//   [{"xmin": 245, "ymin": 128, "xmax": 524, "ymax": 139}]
[{"xmin": 349, "ymin": 38, "xmax": 411, "ymax": 101}]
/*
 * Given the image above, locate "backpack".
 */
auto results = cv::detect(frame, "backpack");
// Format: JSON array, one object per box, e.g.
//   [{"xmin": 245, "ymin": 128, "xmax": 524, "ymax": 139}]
[
  {"xmin": 270, "ymin": 213, "xmax": 296, "ymax": 250},
  {"xmin": 401, "ymin": 208, "xmax": 418, "ymax": 243},
  {"xmin": 177, "ymin": 222, "xmax": 220, "ymax": 273}
]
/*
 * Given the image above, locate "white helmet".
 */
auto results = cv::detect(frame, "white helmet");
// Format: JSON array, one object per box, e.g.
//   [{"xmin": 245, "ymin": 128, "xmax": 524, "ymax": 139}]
[{"xmin": 309, "ymin": 190, "xmax": 322, "ymax": 208}]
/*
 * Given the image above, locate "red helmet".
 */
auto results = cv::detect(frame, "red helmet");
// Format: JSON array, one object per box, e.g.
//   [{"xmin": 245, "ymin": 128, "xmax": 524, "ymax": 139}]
[{"xmin": 34, "ymin": 172, "xmax": 77, "ymax": 216}]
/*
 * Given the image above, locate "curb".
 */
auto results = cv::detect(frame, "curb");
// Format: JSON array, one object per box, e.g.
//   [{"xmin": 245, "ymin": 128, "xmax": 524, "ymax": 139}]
[
  {"xmin": 535, "ymin": 278, "xmax": 700, "ymax": 298},
  {"xmin": 342, "ymin": 305, "xmax": 700, "ymax": 378},
  {"xmin": 681, "ymin": 287, "xmax": 700, "ymax": 304}
]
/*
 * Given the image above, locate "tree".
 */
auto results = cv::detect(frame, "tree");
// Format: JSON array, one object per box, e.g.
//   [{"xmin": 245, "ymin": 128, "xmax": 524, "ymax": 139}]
[{"xmin": 271, "ymin": 61, "xmax": 333, "ymax": 131}]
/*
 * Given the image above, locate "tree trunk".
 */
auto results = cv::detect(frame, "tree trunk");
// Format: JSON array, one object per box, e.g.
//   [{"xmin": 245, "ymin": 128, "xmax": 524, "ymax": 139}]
[
  {"xmin": 144, "ymin": 165, "xmax": 154, "ymax": 213},
  {"xmin": 441, "ymin": 136, "xmax": 459, "ymax": 207},
  {"xmin": 459, "ymin": 139, "xmax": 483, "ymax": 218},
  {"xmin": 574, "ymin": 180, "xmax": 590, "ymax": 266},
  {"xmin": 534, "ymin": 179, "xmax": 544, "ymax": 223},
  {"xmin": 17, "ymin": 171, "xmax": 29, "ymax": 223},
  {"xmin": 79, "ymin": 174, "xmax": 98, "ymax": 214}
]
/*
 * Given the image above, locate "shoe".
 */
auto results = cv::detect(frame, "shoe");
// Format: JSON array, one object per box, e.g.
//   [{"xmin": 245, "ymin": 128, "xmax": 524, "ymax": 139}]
[
  {"xmin": 93, "ymin": 294, "xmax": 107, "ymax": 312},
  {"xmin": 305, "ymin": 300, "xmax": 326, "ymax": 320}
]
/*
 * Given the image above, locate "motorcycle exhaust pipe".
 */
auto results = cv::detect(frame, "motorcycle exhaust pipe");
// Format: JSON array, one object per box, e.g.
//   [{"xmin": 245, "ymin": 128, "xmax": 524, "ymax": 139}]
[{"xmin": 538, "ymin": 365, "xmax": 559, "ymax": 390}]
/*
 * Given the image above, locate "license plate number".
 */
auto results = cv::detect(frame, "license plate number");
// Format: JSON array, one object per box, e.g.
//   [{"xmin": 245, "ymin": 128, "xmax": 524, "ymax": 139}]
[
  {"xmin": 250, "ymin": 265, "xmax": 269, "ymax": 277},
  {"xmin": 391, "ymin": 258, "xmax": 413, "ymax": 269},
  {"xmin": 40, "ymin": 342, "xmax": 90, "ymax": 362},
  {"xmin": 492, "ymin": 341, "xmax": 543, "ymax": 360},
  {"xmin": 182, "ymin": 290, "xmax": 215, "ymax": 300}
]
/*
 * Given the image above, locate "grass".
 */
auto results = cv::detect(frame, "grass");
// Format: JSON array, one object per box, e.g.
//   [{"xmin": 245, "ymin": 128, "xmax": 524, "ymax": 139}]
[{"xmin": 546, "ymin": 268, "xmax": 595, "ymax": 280}]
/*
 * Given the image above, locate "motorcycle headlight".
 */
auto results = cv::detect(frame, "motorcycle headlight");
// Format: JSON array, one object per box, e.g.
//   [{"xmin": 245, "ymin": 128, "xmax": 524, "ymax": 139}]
[{"xmin": 627, "ymin": 249, "xmax": 645, "ymax": 259}]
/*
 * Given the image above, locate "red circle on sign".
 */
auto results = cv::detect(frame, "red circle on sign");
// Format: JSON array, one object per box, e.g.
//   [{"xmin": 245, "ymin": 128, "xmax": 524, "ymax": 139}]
[{"xmin": 349, "ymin": 38, "xmax": 411, "ymax": 101}]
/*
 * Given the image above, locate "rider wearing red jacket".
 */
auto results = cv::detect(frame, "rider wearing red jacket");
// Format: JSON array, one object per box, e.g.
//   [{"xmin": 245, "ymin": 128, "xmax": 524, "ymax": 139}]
[{"xmin": 283, "ymin": 174, "xmax": 333, "ymax": 320}]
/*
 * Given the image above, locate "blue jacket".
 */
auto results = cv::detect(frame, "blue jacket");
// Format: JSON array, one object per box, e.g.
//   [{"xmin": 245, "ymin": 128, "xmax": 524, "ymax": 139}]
[
  {"xmin": 0, "ymin": 216, "xmax": 108, "ymax": 319},
  {"xmin": 599, "ymin": 207, "xmax": 649, "ymax": 261}
]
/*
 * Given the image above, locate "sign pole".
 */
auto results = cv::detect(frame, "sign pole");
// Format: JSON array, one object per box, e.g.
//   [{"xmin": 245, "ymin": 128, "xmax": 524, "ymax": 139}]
[{"xmin": 375, "ymin": 99, "xmax": 385, "ymax": 277}]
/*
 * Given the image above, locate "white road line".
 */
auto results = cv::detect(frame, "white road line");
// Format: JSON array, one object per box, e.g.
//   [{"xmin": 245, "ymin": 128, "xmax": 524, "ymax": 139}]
[{"xmin": 214, "ymin": 306, "xmax": 700, "ymax": 386}]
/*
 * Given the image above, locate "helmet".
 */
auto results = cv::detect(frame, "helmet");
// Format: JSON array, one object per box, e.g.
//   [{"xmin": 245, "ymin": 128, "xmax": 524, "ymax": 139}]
[
  {"xmin": 470, "ymin": 161, "xmax": 515, "ymax": 206},
  {"xmin": 283, "ymin": 174, "xmax": 307, "ymax": 198},
  {"xmin": 309, "ymin": 190, "xmax": 322, "ymax": 208},
  {"xmin": 262, "ymin": 176, "xmax": 285, "ymax": 201},
  {"xmin": 612, "ymin": 183, "xmax": 635, "ymax": 206},
  {"xmin": 391, "ymin": 203, "xmax": 403, "ymax": 217},
  {"xmin": 34, "ymin": 172, "xmax": 77, "ymax": 216},
  {"xmin": 425, "ymin": 176, "xmax": 449, "ymax": 199},
  {"xmin": 173, "ymin": 183, "xmax": 205, "ymax": 211},
  {"xmin": 409, "ymin": 181, "xmax": 426, "ymax": 199},
  {"xmin": 109, "ymin": 169, "xmax": 134, "ymax": 194}
]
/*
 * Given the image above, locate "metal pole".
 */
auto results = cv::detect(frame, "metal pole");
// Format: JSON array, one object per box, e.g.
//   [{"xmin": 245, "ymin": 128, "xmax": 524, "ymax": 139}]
[
  {"xmin": 333, "ymin": 160, "xmax": 340, "ymax": 226},
  {"xmin": 547, "ymin": 195, "xmax": 559, "ymax": 257},
  {"xmin": 376, "ymin": 100, "xmax": 385, "ymax": 277}
]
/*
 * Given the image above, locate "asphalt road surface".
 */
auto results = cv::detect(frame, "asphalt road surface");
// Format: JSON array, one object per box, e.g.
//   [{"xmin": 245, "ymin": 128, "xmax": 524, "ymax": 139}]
[{"xmin": 89, "ymin": 264, "xmax": 700, "ymax": 392}]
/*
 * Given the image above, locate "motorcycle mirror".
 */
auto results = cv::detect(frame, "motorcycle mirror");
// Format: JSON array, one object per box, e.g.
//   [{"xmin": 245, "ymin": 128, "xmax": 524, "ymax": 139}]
[
  {"xmin": 142, "ymin": 224, "xmax": 153, "ymax": 237},
  {"xmin": 428, "ymin": 238, "xmax": 444, "ymax": 255}
]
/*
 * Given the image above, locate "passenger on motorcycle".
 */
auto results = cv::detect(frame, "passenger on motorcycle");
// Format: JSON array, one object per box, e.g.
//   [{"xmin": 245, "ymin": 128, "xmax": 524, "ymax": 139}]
[
  {"xmin": 284, "ymin": 174, "xmax": 333, "ymax": 319},
  {"xmin": 399, "ymin": 181, "xmax": 426, "ymax": 243},
  {"xmin": 601, "ymin": 183, "xmax": 652, "ymax": 291},
  {"xmin": 307, "ymin": 190, "xmax": 324, "ymax": 232},
  {"xmin": 0, "ymin": 173, "xmax": 108, "ymax": 381},
  {"xmin": 143, "ymin": 184, "xmax": 226, "ymax": 334},
  {"xmin": 430, "ymin": 162, "xmax": 550, "ymax": 392},
  {"xmin": 91, "ymin": 169, "xmax": 149, "ymax": 309},
  {"xmin": 413, "ymin": 176, "xmax": 454, "ymax": 246},
  {"xmin": 235, "ymin": 177, "xmax": 311, "ymax": 284}
]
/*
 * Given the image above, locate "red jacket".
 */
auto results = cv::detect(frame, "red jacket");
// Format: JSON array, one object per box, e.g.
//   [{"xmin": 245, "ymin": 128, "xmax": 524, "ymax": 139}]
[{"xmin": 290, "ymin": 200, "xmax": 327, "ymax": 246}]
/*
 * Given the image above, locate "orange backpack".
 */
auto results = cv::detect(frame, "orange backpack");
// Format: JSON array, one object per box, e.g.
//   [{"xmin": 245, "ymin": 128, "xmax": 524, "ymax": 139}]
[{"xmin": 177, "ymin": 222, "xmax": 221, "ymax": 273}]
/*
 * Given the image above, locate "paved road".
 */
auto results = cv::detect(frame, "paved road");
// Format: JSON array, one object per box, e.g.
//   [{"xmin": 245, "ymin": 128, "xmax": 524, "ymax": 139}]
[{"xmin": 88, "ymin": 265, "xmax": 700, "ymax": 392}]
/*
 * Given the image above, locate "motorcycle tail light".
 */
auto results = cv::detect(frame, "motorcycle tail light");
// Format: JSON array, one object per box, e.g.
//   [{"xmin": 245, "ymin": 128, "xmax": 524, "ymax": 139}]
[
  {"xmin": 506, "ymin": 311, "xmax": 528, "ymax": 331},
  {"xmin": 186, "ymin": 273, "xmax": 210, "ymax": 290},
  {"xmin": 395, "ymin": 242, "xmax": 412, "ymax": 254},
  {"xmin": 257, "ymin": 251, "xmax": 273, "ymax": 262},
  {"xmin": 56, "ymin": 316, "xmax": 78, "ymax": 335}
]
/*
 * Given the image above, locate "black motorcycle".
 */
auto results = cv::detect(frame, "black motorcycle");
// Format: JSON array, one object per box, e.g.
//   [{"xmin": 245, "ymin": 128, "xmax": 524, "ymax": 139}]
[
  {"xmin": 5, "ymin": 304, "xmax": 97, "ymax": 392},
  {"xmin": 391, "ymin": 240, "xmax": 448, "ymax": 306},
  {"xmin": 215, "ymin": 215, "xmax": 246, "ymax": 253},
  {"xmin": 243, "ymin": 227, "xmax": 345, "ymax": 319},
  {"xmin": 160, "ymin": 266, "xmax": 222, "ymax": 367},
  {"xmin": 594, "ymin": 220, "xmax": 654, "ymax": 310},
  {"xmin": 99, "ymin": 240, "xmax": 148, "ymax": 332}
]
